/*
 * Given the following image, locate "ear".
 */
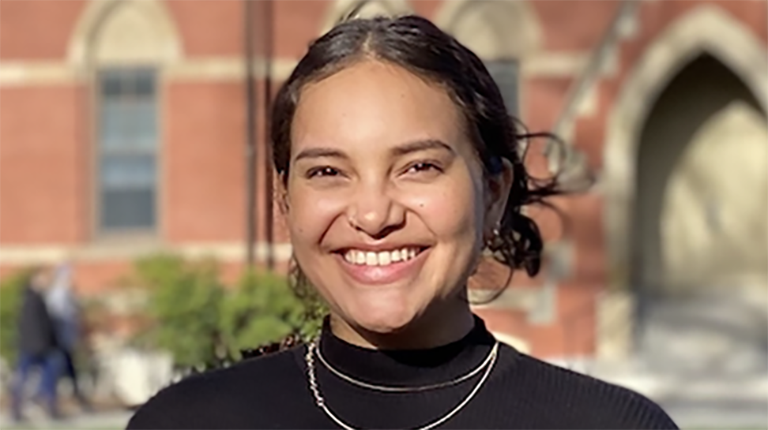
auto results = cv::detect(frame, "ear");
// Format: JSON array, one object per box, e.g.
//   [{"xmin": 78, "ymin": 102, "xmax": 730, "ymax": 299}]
[
  {"xmin": 483, "ymin": 158, "xmax": 514, "ymax": 234},
  {"xmin": 276, "ymin": 173, "xmax": 290, "ymax": 215}
]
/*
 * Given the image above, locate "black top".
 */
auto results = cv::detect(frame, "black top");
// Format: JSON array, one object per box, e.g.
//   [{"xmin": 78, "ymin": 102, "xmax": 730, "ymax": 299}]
[
  {"xmin": 127, "ymin": 316, "xmax": 678, "ymax": 429},
  {"xmin": 18, "ymin": 284, "xmax": 58, "ymax": 357}
]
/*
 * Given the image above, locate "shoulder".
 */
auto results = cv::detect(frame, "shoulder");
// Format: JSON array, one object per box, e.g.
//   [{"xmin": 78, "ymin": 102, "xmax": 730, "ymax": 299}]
[
  {"xmin": 499, "ymin": 345, "xmax": 678, "ymax": 429},
  {"xmin": 127, "ymin": 346, "xmax": 307, "ymax": 430}
]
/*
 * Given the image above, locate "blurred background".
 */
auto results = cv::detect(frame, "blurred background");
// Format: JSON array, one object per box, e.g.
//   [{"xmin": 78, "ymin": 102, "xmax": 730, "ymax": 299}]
[{"xmin": 0, "ymin": 0, "xmax": 766, "ymax": 428}]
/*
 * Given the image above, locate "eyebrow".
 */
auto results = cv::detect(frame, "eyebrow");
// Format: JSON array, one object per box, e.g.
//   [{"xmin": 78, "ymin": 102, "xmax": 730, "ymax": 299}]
[
  {"xmin": 293, "ymin": 138, "xmax": 455, "ymax": 163},
  {"xmin": 293, "ymin": 147, "xmax": 347, "ymax": 163},
  {"xmin": 391, "ymin": 139, "xmax": 455, "ymax": 157}
]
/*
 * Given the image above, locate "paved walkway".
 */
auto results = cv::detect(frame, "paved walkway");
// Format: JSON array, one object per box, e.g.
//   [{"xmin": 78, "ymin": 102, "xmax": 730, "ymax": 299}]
[
  {"xmin": 662, "ymin": 399, "xmax": 767, "ymax": 430},
  {"xmin": 583, "ymin": 361, "xmax": 768, "ymax": 429},
  {"xmin": 0, "ymin": 411, "xmax": 132, "ymax": 429}
]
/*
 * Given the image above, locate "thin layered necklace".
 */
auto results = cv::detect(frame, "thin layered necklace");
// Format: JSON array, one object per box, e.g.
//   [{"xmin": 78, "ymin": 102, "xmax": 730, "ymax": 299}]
[{"xmin": 305, "ymin": 339, "xmax": 500, "ymax": 430}]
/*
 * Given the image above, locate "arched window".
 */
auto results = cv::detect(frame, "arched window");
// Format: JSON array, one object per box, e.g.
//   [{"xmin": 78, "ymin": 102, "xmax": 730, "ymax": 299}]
[
  {"xmin": 345, "ymin": 0, "xmax": 400, "ymax": 20},
  {"xmin": 437, "ymin": 0, "xmax": 542, "ymax": 118},
  {"xmin": 71, "ymin": 0, "xmax": 180, "ymax": 235},
  {"xmin": 320, "ymin": 0, "xmax": 412, "ymax": 34}
]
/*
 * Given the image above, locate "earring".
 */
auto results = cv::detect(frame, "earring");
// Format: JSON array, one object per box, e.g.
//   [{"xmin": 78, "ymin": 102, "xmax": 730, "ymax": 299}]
[
  {"xmin": 484, "ymin": 227, "xmax": 500, "ymax": 249},
  {"xmin": 482, "ymin": 229, "xmax": 498, "ymax": 260}
]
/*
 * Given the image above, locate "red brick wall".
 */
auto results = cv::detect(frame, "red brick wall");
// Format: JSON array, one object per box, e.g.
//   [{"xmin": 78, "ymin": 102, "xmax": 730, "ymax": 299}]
[
  {"xmin": 163, "ymin": 78, "xmax": 290, "ymax": 244},
  {"xmin": 0, "ymin": 0, "xmax": 85, "ymax": 60},
  {"xmin": 0, "ymin": 0, "xmax": 576, "ymax": 65},
  {"xmin": 0, "ymin": 85, "xmax": 89, "ymax": 244},
  {"xmin": 522, "ymin": 77, "xmax": 572, "ymax": 132},
  {"xmin": 164, "ymin": 81, "xmax": 248, "ymax": 242},
  {"xmin": 410, "ymin": 0, "xmax": 443, "ymax": 20},
  {"xmin": 531, "ymin": 0, "xmax": 620, "ymax": 51},
  {"xmin": 474, "ymin": 280, "xmax": 601, "ymax": 357},
  {"xmin": 163, "ymin": 0, "xmax": 338, "ymax": 59},
  {"xmin": 272, "ymin": 0, "xmax": 335, "ymax": 57},
  {"xmin": 163, "ymin": 0, "xmax": 244, "ymax": 57}
]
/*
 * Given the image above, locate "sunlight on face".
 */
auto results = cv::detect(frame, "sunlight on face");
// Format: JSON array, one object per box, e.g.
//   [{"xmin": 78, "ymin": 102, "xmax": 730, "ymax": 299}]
[{"xmin": 285, "ymin": 60, "xmax": 488, "ymax": 334}]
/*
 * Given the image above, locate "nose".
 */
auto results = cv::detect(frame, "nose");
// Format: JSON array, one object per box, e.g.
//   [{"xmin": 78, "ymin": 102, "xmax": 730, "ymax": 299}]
[{"xmin": 347, "ymin": 180, "xmax": 405, "ymax": 238}]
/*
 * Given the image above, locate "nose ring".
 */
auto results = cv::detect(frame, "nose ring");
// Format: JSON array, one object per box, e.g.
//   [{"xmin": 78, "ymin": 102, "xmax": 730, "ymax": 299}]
[{"xmin": 346, "ymin": 212, "xmax": 359, "ymax": 229}]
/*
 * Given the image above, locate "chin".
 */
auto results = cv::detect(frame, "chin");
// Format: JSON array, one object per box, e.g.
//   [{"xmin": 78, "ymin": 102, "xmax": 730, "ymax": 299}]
[{"xmin": 347, "ymin": 302, "xmax": 418, "ymax": 335}]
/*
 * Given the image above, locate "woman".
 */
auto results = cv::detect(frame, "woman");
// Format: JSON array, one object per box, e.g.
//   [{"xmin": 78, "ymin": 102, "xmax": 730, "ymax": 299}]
[
  {"xmin": 44, "ymin": 263, "xmax": 91, "ymax": 410},
  {"xmin": 128, "ymin": 15, "xmax": 677, "ymax": 430},
  {"xmin": 11, "ymin": 267, "xmax": 62, "ymax": 422}
]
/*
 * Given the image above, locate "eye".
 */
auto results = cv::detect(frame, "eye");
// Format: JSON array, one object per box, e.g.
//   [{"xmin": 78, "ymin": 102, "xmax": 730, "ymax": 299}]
[
  {"xmin": 405, "ymin": 162, "xmax": 442, "ymax": 174},
  {"xmin": 307, "ymin": 166, "xmax": 341, "ymax": 178}
]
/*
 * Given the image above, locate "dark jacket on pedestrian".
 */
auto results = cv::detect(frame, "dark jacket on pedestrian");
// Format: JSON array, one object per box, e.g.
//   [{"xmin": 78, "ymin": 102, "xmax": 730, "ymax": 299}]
[{"xmin": 17, "ymin": 283, "xmax": 58, "ymax": 357}]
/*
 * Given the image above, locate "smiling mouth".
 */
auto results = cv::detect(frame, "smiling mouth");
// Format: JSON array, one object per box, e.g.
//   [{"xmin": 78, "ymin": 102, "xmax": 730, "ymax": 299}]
[{"xmin": 340, "ymin": 247, "xmax": 427, "ymax": 267}]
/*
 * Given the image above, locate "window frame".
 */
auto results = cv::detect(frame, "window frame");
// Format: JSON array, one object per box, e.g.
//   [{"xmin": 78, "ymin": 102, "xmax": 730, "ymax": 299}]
[
  {"xmin": 93, "ymin": 66, "xmax": 162, "ymax": 239},
  {"xmin": 484, "ymin": 58, "xmax": 522, "ymax": 120}
]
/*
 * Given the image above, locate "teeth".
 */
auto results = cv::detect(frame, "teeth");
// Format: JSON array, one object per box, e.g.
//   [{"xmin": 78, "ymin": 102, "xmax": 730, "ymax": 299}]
[
  {"xmin": 366, "ymin": 252, "xmax": 378, "ymax": 266},
  {"xmin": 355, "ymin": 251, "xmax": 366, "ymax": 264},
  {"xmin": 378, "ymin": 251, "xmax": 391, "ymax": 265},
  {"xmin": 343, "ymin": 248, "xmax": 421, "ymax": 266}
]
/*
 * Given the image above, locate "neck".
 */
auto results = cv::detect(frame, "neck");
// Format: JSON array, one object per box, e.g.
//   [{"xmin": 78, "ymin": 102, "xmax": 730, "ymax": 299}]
[{"xmin": 329, "ymin": 299, "xmax": 475, "ymax": 350}]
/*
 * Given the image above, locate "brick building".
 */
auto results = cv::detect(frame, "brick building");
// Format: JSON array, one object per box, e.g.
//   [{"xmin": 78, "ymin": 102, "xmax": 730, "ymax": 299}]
[{"xmin": 2, "ymin": 0, "xmax": 766, "ymax": 361}]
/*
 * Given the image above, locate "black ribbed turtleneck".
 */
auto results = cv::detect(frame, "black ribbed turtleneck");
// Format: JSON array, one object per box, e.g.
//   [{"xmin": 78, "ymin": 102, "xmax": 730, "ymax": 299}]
[
  {"xmin": 318, "ymin": 315, "xmax": 495, "ymax": 387},
  {"xmin": 127, "ymin": 315, "xmax": 678, "ymax": 430}
]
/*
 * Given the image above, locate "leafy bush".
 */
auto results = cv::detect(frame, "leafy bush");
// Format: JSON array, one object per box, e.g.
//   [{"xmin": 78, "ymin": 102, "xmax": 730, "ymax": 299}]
[
  {"xmin": 0, "ymin": 268, "xmax": 34, "ymax": 366},
  {"xmin": 130, "ymin": 254, "xmax": 225, "ymax": 370},
  {"xmin": 130, "ymin": 254, "xmax": 324, "ymax": 370},
  {"xmin": 220, "ymin": 270, "xmax": 306, "ymax": 360}
]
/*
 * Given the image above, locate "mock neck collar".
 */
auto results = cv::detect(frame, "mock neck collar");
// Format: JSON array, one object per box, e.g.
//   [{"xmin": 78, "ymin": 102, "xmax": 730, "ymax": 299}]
[{"xmin": 317, "ymin": 315, "xmax": 496, "ymax": 386}]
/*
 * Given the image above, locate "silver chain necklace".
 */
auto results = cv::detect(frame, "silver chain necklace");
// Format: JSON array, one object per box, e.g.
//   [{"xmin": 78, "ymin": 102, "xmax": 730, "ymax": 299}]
[
  {"xmin": 305, "ymin": 341, "xmax": 499, "ymax": 430},
  {"xmin": 314, "ymin": 339, "xmax": 499, "ymax": 392}
]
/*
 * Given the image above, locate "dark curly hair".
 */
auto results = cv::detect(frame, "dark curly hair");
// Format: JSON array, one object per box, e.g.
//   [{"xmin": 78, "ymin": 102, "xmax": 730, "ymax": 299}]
[{"xmin": 271, "ymin": 14, "xmax": 575, "ymax": 305}]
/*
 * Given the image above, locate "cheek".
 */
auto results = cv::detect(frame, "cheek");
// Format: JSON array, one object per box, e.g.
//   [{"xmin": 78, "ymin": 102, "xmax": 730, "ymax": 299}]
[
  {"xmin": 404, "ymin": 176, "xmax": 483, "ymax": 241},
  {"xmin": 285, "ymin": 185, "xmax": 347, "ymax": 244}
]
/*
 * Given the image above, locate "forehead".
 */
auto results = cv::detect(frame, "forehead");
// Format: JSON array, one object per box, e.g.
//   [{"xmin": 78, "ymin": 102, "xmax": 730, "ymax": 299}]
[{"xmin": 291, "ymin": 60, "xmax": 467, "ymax": 154}]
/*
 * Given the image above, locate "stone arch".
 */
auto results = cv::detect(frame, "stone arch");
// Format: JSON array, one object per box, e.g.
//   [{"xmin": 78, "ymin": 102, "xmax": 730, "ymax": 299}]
[
  {"xmin": 603, "ymin": 5, "xmax": 768, "ymax": 287},
  {"xmin": 67, "ymin": 0, "xmax": 182, "ymax": 67},
  {"xmin": 319, "ymin": 0, "xmax": 413, "ymax": 35},
  {"xmin": 434, "ymin": 0, "xmax": 542, "ymax": 60},
  {"xmin": 660, "ymin": 96, "xmax": 768, "ymax": 289}
]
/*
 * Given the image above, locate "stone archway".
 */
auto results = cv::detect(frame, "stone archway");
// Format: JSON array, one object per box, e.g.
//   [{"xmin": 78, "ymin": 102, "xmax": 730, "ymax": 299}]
[
  {"xmin": 660, "ymin": 101, "xmax": 768, "ymax": 294},
  {"xmin": 631, "ymin": 53, "xmax": 767, "ymax": 374},
  {"xmin": 633, "ymin": 54, "xmax": 766, "ymax": 295},
  {"xmin": 604, "ymin": 4, "xmax": 767, "ymax": 291},
  {"xmin": 603, "ymin": 5, "xmax": 768, "ymax": 371},
  {"xmin": 68, "ymin": 0, "xmax": 182, "ymax": 67},
  {"xmin": 318, "ymin": 0, "xmax": 413, "ymax": 35},
  {"xmin": 434, "ymin": 0, "xmax": 541, "ymax": 60},
  {"xmin": 435, "ymin": 0, "xmax": 541, "ymax": 119}
]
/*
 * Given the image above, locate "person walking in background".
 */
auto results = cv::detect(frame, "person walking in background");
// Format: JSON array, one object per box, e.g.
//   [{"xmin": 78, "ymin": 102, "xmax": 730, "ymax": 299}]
[
  {"xmin": 10, "ymin": 266, "xmax": 62, "ymax": 422},
  {"xmin": 44, "ymin": 262, "xmax": 91, "ymax": 412}
]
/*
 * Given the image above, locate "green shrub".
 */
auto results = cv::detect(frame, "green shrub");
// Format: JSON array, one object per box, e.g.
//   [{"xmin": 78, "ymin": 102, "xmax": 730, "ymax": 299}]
[
  {"xmin": 220, "ymin": 270, "xmax": 306, "ymax": 360},
  {"xmin": 130, "ymin": 254, "xmax": 325, "ymax": 370},
  {"xmin": 130, "ymin": 254, "xmax": 225, "ymax": 370},
  {"xmin": 0, "ymin": 268, "xmax": 34, "ymax": 366}
]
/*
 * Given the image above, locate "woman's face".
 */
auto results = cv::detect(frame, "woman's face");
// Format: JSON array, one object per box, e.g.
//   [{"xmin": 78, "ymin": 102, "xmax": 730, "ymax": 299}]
[{"xmin": 285, "ymin": 60, "xmax": 509, "ymax": 335}]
